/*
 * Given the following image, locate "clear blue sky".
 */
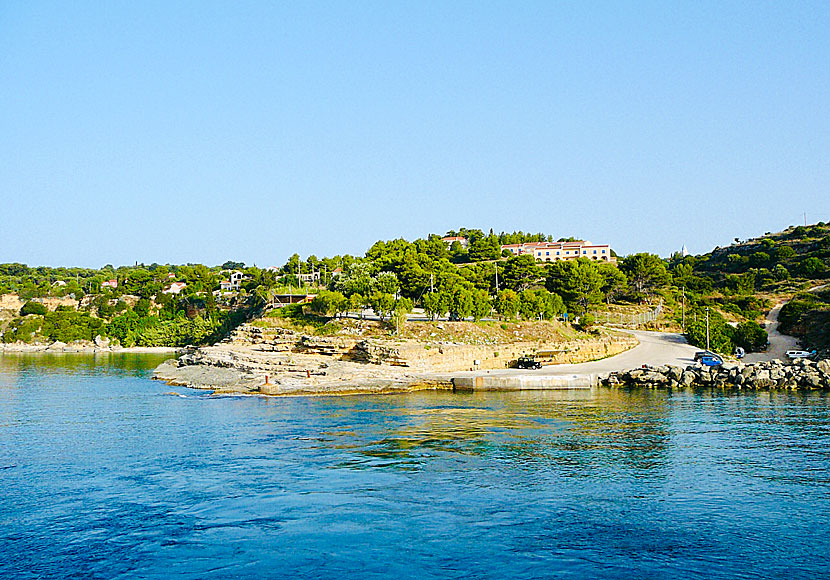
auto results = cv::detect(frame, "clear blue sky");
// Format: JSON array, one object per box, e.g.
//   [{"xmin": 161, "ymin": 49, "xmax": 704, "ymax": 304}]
[{"xmin": 2, "ymin": 1, "xmax": 828, "ymax": 267}]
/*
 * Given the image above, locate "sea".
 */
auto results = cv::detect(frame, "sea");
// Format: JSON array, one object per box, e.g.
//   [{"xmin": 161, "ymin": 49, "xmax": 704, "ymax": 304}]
[{"xmin": 1, "ymin": 353, "xmax": 829, "ymax": 579}]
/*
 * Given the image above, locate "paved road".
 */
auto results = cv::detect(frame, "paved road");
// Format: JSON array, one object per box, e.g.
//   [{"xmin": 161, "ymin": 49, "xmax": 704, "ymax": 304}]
[{"xmin": 446, "ymin": 330, "xmax": 699, "ymax": 380}]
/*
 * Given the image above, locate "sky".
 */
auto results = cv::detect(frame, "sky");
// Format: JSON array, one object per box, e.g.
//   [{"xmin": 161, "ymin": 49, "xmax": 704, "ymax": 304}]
[{"xmin": 1, "ymin": 1, "xmax": 828, "ymax": 268}]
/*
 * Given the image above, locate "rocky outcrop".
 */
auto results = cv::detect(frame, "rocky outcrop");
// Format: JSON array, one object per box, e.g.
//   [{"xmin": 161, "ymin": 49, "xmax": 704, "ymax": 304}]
[
  {"xmin": 152, "ymin": 344, "xmax": 452, "ymax": 396},
  {"xmin": 605, "ymin": 358, "xmax": 830, "ymax": 390}
]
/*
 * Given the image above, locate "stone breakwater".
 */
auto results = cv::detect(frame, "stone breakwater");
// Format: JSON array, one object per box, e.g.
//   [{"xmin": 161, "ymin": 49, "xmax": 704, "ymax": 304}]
[{"xmin": 605, "ymin": 358, "xmax": 830, "ymax": 390}]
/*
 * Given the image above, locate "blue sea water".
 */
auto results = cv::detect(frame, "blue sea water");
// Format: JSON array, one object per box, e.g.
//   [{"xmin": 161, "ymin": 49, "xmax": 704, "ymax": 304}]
[{"xmin": 1, "ymin": 354, "xmax": 830, "ymax": 579}]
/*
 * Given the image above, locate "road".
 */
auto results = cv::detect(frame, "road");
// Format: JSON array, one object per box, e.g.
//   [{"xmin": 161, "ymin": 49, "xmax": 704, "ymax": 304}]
[
  {"xmin": 743, "ymin": 302, "xmax": 799, "ymax": 364},
  {"xmin": 447, "ymin": 329, "xmax": 699, "ymax": 380}
]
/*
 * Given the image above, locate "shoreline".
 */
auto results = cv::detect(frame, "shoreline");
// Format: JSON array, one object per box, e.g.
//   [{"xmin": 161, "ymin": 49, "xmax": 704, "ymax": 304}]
[{"xmin": 0, "ymin": 344, "xmax": 182, "ymax": 355}]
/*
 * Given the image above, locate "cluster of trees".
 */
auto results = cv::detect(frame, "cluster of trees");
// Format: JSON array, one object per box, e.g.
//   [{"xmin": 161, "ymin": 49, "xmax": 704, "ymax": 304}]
[
  {"xmin": 5, "ymin": 223, "xmax": 828, "ymax": 350},
  {"xmin": 3, "ymin": 306, "xmax": 105, "ymax": 344},
  {"xmin": 683, "ymin": 308, "xmax": 768, "ymax": 353}
]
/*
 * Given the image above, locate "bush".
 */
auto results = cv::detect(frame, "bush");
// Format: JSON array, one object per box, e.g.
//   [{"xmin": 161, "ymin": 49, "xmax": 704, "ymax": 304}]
[
  {"xmin": 20, "ymin": 301, "xmax": 47, "ymax": 316},
  {"xmin": 579, "ymin": 313, "xmax": 596, "ymax": 329},
  {"xmin": 733, "ymin": 321, "xmax": 768, "ymax": 352}
]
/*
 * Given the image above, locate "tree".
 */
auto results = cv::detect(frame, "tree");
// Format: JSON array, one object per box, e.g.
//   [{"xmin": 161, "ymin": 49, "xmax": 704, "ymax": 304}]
[
  {"xmin": 733, "ymin": 321, "xmax": 768, "ymax": 352},
  {"xmin": 502, "ymin": 255, "xmax": 541, "ymax": 291},
  {"xmin": 494, "ymin": 289, "xmax": 520, "ymax": 319},
  {"xmin": 468, "ymin": 234, "xmax": 501, "ymax": 261},
  {"xmin": 565, "ymin": 259, "xmax": 604, "ymax": 312},
  {"xmin": 519, "ymin": 289, "xmax": 563, "ymax": 320},
  {"xmin": 348, "ymin": 293, "xmax": 367, "ymax": 318},
  {"xmin": 684, "ymin": 309, "xmax": 733, "ymax": 353},
  {"xmin": 423, "ymin": 290, "xmax": 449, "ymax": 320},
  {"xmin": 373, "ymin": 271, "xmax": 400, "ymax": 295},
  {"xmin": 449, "ymin": 287, "xmax": 474, "ymax": 320},
  {"xmin": 619, "ymin": 253, "xmax": 670, "ymax": 304},
  {"xmin": 797, "ymin": 257, "xmax": 826, "ymax": 278},
  {"xmin": 20, "ymin": 301, "xmax": 47, "ymax": 316},
  {"xmin": 368, "ymin": 291, "xmax": 395, "ymax": 321},
  {"xmin": 470, "ymin": 289, "xmax": 491, "ymax": 321},
  {"xmin": 309, "ymin": 290, "xmax": 348, "ymax": 317},
  {"xmin": 598, "ymin": 262, "xmax": 628, "ymax": 305},
  {"xmin": 392, "ymin": 297, "xmax": 413, "ymax": 333},
  {"xmin": 134, "ymin": 298, "xmax": 151, "ymax": 317},
  {"xmin": 334, "ymin": 262, "xmax": 374, "ymax": 297}
]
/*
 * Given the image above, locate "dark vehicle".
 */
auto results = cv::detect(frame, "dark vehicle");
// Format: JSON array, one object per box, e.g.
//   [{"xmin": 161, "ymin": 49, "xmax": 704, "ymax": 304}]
[
  {"xmin": 694, "ymin": 350, "xmax": 723, "ymax": 362},
  {"xmin": 699, "ymin": 356, "xmax": 723, "ymax": 367},
  {"xmin": 516, "ymin": 356, "xmax": 542, "ymax": 369}
]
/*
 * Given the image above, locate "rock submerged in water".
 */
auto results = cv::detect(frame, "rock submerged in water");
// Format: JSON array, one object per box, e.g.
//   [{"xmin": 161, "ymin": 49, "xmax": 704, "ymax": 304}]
[{"xmin": 605, "ymin": 358, "xmax": 830, "ymax": 390}]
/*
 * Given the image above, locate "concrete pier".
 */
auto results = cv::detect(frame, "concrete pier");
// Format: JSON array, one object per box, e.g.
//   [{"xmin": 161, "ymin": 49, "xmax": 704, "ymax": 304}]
[{"xmin": 451, "ymin": 373, "xmax": 596, "ymax": 391}]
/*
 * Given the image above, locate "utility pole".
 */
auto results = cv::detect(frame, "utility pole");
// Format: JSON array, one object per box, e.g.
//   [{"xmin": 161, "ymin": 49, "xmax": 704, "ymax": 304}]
[
  {"xmin": 681, "ymin": 287, "xmax": 685, "ymax": 332},
  {"xmin": 495, "ymin": 265, "xmax": 499, "ymax": 294},
  {"xmin": 705, "ymin": 307, "xmax": 710, "ymax": 351},
  {"xmin": 804, "ymin": 212, "xmax": 808, "ymax": 227},
  {"xmin": 430, "ymin": 273, "xmax": 434, "ymax": 293}
]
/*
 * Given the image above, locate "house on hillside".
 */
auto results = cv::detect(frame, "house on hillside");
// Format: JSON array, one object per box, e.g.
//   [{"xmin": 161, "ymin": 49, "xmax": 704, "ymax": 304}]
[
  {"xmin": 441, "ymin": 236, "xmax": 469, "ymax": 249},
  {"xmin": 163, "ymin": 281, "xmax": 187, "ymax": 295},
  {"xmin": 298, "ymin": 271, "xmax": 321, "ymax": 284},
  {"xmin": 219, "ymin": 271, "xmax": 244, "ymax": 292},
  {"xmin": 101, "ymin": 279, "xmax": 118, "ymax": 290}
]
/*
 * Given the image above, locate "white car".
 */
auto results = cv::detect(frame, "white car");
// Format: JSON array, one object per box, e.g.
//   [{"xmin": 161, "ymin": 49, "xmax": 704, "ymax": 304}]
[{"xmin": 786, "ymin": 350, "xmax": 816, "ymax": 359}]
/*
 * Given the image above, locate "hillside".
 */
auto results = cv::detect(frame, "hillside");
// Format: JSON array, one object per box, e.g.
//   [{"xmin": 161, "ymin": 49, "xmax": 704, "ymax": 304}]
[{"xmin": 676, "ymin": 222, "xmax": 830, "ymax": 355}]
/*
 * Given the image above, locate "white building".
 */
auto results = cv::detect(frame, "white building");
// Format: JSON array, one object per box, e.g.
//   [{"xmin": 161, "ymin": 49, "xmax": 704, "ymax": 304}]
[
  {"xmin": 163, "ymin": 281, "xmax": 187, "ymax": 295},
  {"xmin": 219, "ymin": 271, "xmax": 244, "ymax": 291},
  {"xmin": 441, "ymin": 236, "xmax": 469, "ymax": 249}
]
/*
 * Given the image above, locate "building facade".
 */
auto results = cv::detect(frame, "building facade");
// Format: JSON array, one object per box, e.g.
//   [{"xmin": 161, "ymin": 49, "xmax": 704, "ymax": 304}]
[{"xmin": 501, "ymin": 241, "xmax": 615, "ymax": 263}]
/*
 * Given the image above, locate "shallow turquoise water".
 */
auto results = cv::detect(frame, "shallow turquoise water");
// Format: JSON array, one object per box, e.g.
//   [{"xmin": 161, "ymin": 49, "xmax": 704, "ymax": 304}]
[{"xmin": 1, "ymin": 354, "xmax": 829, "ymax": 579}]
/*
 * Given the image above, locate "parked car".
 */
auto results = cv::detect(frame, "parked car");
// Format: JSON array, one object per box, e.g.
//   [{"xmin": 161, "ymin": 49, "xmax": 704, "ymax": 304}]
[
  {"xmin": 516, "ymin": 356, "xmax": 542, "ymax": 369},
  {"xmin": 786, "ymin": 350, "xmax": 817, "ymax": 359},
  {"xmin": 699, "ymin": 356, "xmax": 724, "ymax": 367},
  {"xmin": 694, "ymin": 351, "xmax": 723, "ymax": 362}
]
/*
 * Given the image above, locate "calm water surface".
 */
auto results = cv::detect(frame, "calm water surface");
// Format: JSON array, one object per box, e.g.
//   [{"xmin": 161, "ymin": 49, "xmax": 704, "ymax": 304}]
[{"xmin": 1, "ymin": 354, "xmax": 829, "ymax": 579}]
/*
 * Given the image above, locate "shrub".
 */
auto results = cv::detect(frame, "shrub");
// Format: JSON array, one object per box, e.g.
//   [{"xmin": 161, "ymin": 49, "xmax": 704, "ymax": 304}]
[
  {"xmin": 20, "ymin": 301, "xmax": 47, "ymax": 316},
  {"xmin": 733, "ymin": 321, "xmax": 768, "ymax": 352}
]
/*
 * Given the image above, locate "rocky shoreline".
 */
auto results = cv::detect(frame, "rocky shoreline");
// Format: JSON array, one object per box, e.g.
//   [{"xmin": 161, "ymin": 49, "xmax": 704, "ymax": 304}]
[
  {"xmin": 152, "ymin": 345, "xmax": 452, "ymax": 396},
  {"xmin": 0, "ymin": 339, "xmax": 180, "ymax": 355},
  {"xmin": 605, "ymin": 358, "xmax": 830, "ymax": 390},
  {"xmin": 151, "ymin": 321, "xmax": 638, "ymax": 397}
]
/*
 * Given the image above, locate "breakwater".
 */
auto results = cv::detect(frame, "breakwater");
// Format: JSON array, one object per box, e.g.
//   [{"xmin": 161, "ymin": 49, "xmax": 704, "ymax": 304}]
[{"xmin": 605, "ymin": 358, "xmax": 830, "ymax": 390}]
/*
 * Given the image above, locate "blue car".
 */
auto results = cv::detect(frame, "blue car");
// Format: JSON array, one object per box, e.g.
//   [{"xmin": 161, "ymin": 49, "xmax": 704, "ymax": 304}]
[{"xmin": 699, "ymin": 356, "xmax": 723, "ymax": 367}]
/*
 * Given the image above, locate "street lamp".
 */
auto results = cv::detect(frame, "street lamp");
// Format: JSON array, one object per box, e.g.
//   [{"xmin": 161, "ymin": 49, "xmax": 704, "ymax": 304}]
[{"xmin": 705, "ymin": 307, "xmax": 710, "ymax": 351}]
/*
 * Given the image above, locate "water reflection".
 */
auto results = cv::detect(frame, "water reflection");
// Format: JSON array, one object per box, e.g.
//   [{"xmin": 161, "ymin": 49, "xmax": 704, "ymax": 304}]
[
  {"xmin": 322, "ymin": 389, "xmax": 673, "ymax": 476},
  {"xmin": 0, "ymin": 352, "xmax": 173, "ymax": 380}
]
